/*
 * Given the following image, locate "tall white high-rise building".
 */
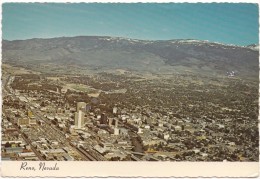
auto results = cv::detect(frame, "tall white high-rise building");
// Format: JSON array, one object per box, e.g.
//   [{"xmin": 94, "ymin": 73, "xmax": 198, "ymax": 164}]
[
  {"xmin": 74, "ymin": 102, "xmax": 86, "ymax": 129},
  {"xmin": 77, "ymin": 102, "xmax": 86, "ymax": 112},
  {"xmin": 75, "ymin": 110, "xmax": 85, "ymax": 129},
  {"xmin": 113, "ymin": 107, "xmax": 117, "ymax": 114}
]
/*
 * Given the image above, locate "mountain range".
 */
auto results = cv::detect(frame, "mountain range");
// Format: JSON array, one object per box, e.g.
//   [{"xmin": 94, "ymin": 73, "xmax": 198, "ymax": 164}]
[{"xmin": 2, "ymin": 36, "xmax": 259, "ymax": 79}]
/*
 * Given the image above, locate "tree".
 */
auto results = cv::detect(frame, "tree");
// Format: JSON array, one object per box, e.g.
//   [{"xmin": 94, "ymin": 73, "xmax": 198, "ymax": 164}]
[
  {"xmin": 110, "ymin": 157, "xmax": 121, "ymax": 161},
  {"xmin": 5, "ymin": 142, "xmax": 11, "ymax": 148}
]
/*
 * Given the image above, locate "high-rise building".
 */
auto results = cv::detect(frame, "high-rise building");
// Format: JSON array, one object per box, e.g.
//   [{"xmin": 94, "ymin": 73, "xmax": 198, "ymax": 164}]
[
  {"xmin": 113, "ymin": 107, "xmax": 117, "ymax": 114},
  {"xmin": 86, "ymin": 104, "xmax": 91, "ymax": 112},
  {"xmin": 100, "ymin": 113, "xmax": 108, "ymax": 124},
  {"xmin": 74, "ymin": 102, "xmax": 87, "ymax": 129},
  {"xmin": 77, "ymin": 102, "xmax": 86, "ymax": 112},
  {"xmin": 114, "ymin": 128, "xmax": 120, "ymax": 135},
  {"xmin": 115, "ymin": 119, "xmax": 119, "ymax": 128},
  {"xmin": 108, "ymin": 118, "xmax": 113, "ymax": 126},
  {"xmin": 75, "ymin": 110, "xmax": 85, "ymax": 129}
]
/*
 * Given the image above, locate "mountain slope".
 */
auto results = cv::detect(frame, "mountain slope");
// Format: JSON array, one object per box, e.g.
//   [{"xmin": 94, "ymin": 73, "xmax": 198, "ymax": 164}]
[{"xmin": 2, "ymin": 36, "xmax": 259, "ymax": 78}]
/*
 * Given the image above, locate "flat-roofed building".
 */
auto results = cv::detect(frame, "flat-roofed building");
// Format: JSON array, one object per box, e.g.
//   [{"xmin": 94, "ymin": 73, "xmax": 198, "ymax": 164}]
[
  {"xmin": 18, "ymin": 118, "xmax": 29, "ymax": 126},
  {"xmin": 29, "ymin": 117, "xmax": 37, "ymax": 125}
]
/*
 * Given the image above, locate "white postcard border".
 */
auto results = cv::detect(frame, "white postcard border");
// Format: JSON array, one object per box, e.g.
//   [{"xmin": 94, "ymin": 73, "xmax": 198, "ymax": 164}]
[{"xmin": 0, "ymin": 0, "xmax": 259, "ymax": 178}]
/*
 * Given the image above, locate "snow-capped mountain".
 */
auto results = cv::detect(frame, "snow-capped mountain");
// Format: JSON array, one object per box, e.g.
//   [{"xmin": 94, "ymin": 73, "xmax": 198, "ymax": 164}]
[
  {"xmin": 246, "ymin": 44, "xmax": 259, "ymax": 51},
  {"xmin": 2, "ymin": 36, "xmax": 259, "ymax": 78}
]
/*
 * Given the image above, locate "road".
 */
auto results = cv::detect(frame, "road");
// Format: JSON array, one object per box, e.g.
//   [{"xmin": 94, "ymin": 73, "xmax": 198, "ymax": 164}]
[
  {"xmin": 28, "ymin": 98, "xmax": 101, "ymax": 160},
  {"xmin": 3, "ymin": 74, "xmax": 106, "ymax": 161},
  {"xmin": 20, "ymin": 132, "xmax": 45, "ymax": 160},
  {"xmin": 31, "ymin": 109, "xmax": 94, "ymax": 161},
  {"xmin": 2, "ymin": 107, "xmax": 45, "ymax": 161}
]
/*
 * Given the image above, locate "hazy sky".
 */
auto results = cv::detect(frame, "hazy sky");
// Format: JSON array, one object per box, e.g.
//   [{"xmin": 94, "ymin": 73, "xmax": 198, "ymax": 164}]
[{"xmin": 2, "ymin": 3, "xmax": 259, "ymax": 45}]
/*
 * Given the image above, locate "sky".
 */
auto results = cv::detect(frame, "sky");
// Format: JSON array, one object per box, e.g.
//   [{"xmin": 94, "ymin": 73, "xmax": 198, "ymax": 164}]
[{"xmin": 2, "ymin": 3, "xmax": 259, "ymax": 46}]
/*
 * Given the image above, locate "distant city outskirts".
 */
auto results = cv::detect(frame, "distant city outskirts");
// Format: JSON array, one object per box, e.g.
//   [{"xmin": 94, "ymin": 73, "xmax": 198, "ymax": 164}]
[{"xmin": 2, "ymin": 36, "xmax": 259, "ymax": 161}]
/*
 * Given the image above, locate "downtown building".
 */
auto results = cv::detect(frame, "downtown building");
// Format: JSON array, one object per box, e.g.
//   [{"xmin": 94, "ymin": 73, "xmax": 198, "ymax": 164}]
[{"xmin": 74, "ymin": 102, "xmax": 86, "ymax": 129}]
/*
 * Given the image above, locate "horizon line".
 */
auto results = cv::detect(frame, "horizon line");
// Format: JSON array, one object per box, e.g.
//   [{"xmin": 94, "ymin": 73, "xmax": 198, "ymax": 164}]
[{"xmin": 2, "ymin": 35, "xmax": 258, "ymax": 47}]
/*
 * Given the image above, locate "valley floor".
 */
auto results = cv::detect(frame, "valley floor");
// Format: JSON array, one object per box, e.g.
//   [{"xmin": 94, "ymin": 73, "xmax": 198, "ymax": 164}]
[{"xmin": 2, "ymin": 63, "xmax": 259, "ymax": 161}]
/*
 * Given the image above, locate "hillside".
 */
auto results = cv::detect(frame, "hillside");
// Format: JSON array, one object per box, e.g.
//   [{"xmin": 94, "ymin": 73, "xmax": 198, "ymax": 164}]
[{"xmin": 2, "ymin": 36, "xmax": 259, "ymax": 79}]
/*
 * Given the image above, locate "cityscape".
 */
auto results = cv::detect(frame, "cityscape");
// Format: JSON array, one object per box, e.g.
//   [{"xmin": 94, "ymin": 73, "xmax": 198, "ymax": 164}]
[{"xmin": 1, "ymin": 3, "xmax": 259, "ymax": 162}]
